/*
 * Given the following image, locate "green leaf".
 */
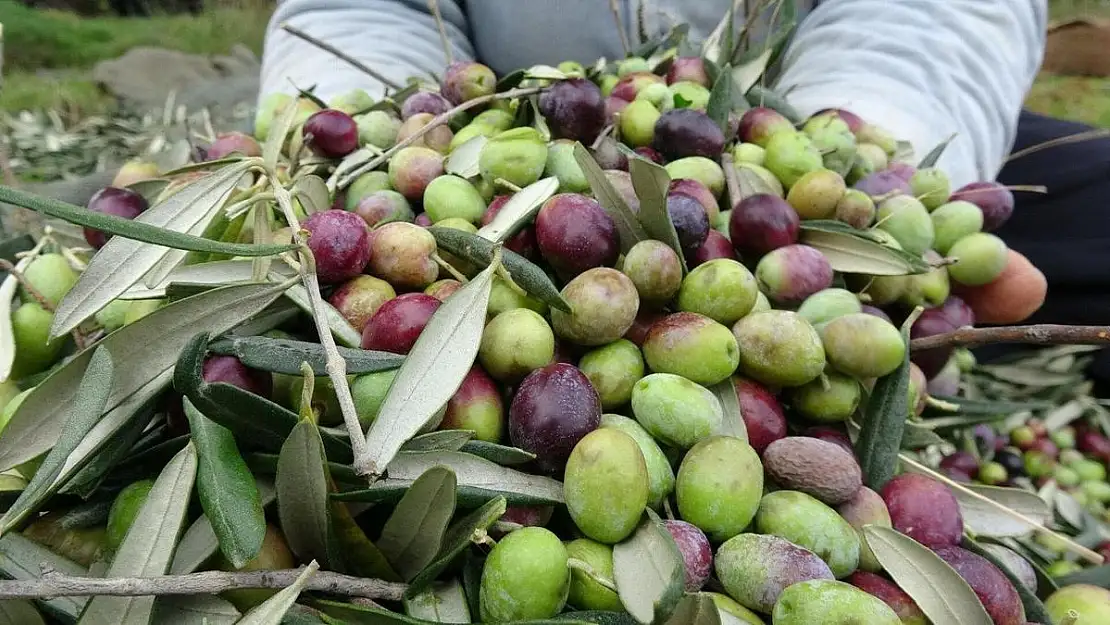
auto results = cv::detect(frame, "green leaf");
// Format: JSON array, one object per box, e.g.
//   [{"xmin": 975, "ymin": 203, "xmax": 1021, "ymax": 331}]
[
  {"xmin": 954, "ymin": 484, "xmax": 1051, "ymax": 538},
  {"xmin": 1055, "ymin": 563, "xmax": 1110, "ymax": 588},
  {"xmin": 557, "ymin": 613, "xmax": 640, "ymax": 625},
  {"xmin": 709, "ymin": 378, "xmax": 747, "ymax": 441},
  {"xmin": 406, "ymin": 496, "xmax": 507, "ymax": 598},
  {"xmin": 237, "ymin": 562, "xmax": 320, "ymax": 625},
  {"xmin": 280, "ymin": 281, "xmax": 364, "ymax": 348},
  {"xmin": 428, "ymin": 227, "xmax": 570, "ymax": 313},
  {"xmin": 918, "ymin": 134, "xmax": 958, "ymax": 169},
  {"xmin": 446, "ymin": 136, "xmax": 488, "ymax": 180},
  {"xmin": 404, "ymin": 579, "xmax": 471, "ymax": 622},
  {"xmin": 863, "ymin": 526, "xmax": 993, "ymax": 625},
  {"xmin": 927, "ymin": 395, "xmax": 1052, "ymax": 416},
  {"xmin": 57, "ymin": 392, "xmax": 159, "ymax": 499},
  {"xmin": 744, "ymin": 85, "xmax": 802, "ymax": 123},
  {"xmin": 0, "ymin": 533, "xmax": 87, "ymax": 621},
  {"xmin": 295, "ymin": 175, "xmax": 331, "ymax": 215},
  {"xmin": 361, "ymin": 258, "xmax": 497, "ymax": 478},
  {"xmin": 459, "ymin": 440, "xmax": 537, "ymax": 465},
  {"xmin": 0, "ymin": 235, "xmax": 35, "ymax": 264},
  {"xmin": 960, "ymin": 536, "xmax": 1051, "ymax": 624},
  {"xmin": 0, "ymin": 348, "xmax": 114, "ymax": 536},
  {"xmin": 378, "ymin": 466, "xmax": 458, "ymax": 581},
  {"xmin": 477, "ymin": 177, "xmax": 560, "ymax": 243},
  {"xmin": 207, "ymin": 335, "xmax": 404, "ymax": 376},
  {"xmin": 798, "ymin": 223, "xmax": 930, "ymax": 275},
  {"xmin": 612, "ymin": 509, "xmax": 686, "ymax": 625},
  {"xmin": 705, "ymin": 64, "xmax": 733, "ymax": 135},
  {"xmin": 391, "ymin": 450, "xmax": 564, "ymax": 503},
  {"xmin": 629, "ymin": 159, "xmax": 686, "ymax": 274},
  {"xmin": 664, "ymin": 594, "xmax": 721, "ymax": 625},
  {"xmin": 402, "ymin": 430, "xmax": 476, "ymax": 453},
  {"xmin": 152, "ymin": 595, "xmax": 240, "ymax": 625},
  {"xmin": 170, "ymin": 480, "xmax": 276, "ymax": 575},
  {"xmin": 0, "ymin": 281, "xmax": 286, "ymax": 472},
  {"xmin": 855, "ymin": 311, "xmax": 915, "ymax": 491},
  {"xmin": 573, "ymin": 142, "xmax": 647, "ymax": 253},
  {"xmin": 732, "ymin": 49, "xmax": 773, "ymax": 95},
  {"xmin": 900, "ymin": 422, "xmax": 945, "ymax": 450},
  {"xmin": 119, "ymin": 260, "xmax": 295, "ymax": 301},
  {"xmin": 276, "ymin": 421, "xmax": 337, "ymax": 569},
  {"xmin": 79, "ymin": 443, "xmax": 198, "ymax": 625},
  {"xmin": 264, "ymin": 97, "xmax": 301, "ymax": 169},
  {"xmin": 329, "ymin": 483, "xmax": 401, "ymax": 582},
  {"xmin": 0, "ymin": 600, "xmax": 45, "ymax": 625},
  {"xmin": 183, "ymin": 398, "xmax": 265, "ymax": 569}
]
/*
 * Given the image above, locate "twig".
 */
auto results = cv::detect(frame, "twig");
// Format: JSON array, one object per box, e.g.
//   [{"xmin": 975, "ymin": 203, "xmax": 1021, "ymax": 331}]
[
  {"xmin": 608, "ymin": 0, "xmax": 631, "ymax": 57},
  {"xmin": 280, "ymin": 23, "xmax": 404, "ymax": 92},
  {"xmin": 909, "ymin": 325, "xmax": 1110, "ymax": 352},
  {"xmin": 427, "ymin": 0, "xmax": 454, "ymax": 65},
  {"xmin": 0, "ymin": 259, "xmax": 52, "ymax": 312},
  {"xmin": 0, "ymin": 568, "xmax": 406, "ymax": 601},
  {"xmin": 268, "ymin": 173, "xmax": 371, "ymax": 474},
  {"xmin": 1007, "ymin": 129, "xmax": 1110, "ymax": 163},
  {"xmin": 338, "ymin": 87, "xmax": 544, "ymax": 188}
]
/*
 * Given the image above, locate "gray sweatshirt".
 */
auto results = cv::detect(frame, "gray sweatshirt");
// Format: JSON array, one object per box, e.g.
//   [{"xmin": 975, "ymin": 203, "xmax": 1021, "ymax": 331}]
[{"xmin": 259, "ymin": 0, "xmax": 1048, "ymax": 189}]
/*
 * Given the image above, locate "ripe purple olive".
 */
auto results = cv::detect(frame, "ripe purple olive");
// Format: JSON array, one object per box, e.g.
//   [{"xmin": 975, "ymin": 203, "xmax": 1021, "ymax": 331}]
[
  {"xmin": 738, "ymin": 107, "xmax": 794, "ymax": 147},
  {"xmin": 667, "ymin": 192, "xmax": 711, "ymax": 254},
  {"xmin": 302, "ymin": 210, "xmax": 372, "ymax": 284},
  {"xmin": 303, "ymin": 109, "xmax": 359, "ymax": 158},
  {"xmin": 538, "ymin": 78, "xmax": 606, "ymax": 144},
  {"xmin": 401, "ymin": 90, "xmax": 452, "ymax": 120},
  {"xmin": 949, "ymin": 181, "xmax": 1015, "ymax": 232},
  {"xmin": 360, "ymin": 293, "xmax": 441, "ymax": 355},
  {"xmin": 203, "ymin": 355, "xmax": 273, "ymax": 398},
  {"xmin": 509, "ymin": 363, "xmax": 601, "ymax": 473},
  {"xmin": 666, "ymin": 57, "xmax": 710, "ymax": 87},
  {"xmin": 535, "ymin": 193, "xmax": 620, "ymax": 280},
  {"xmin": 729, "ymin": 193, "xmax": 800, "ymax": 258},
  {"xmin": 85, "ymin": 186, "xmax": 150, "ymax": 249},
  {"xmin": 653, "ymin": 109, "xmax": 725, "ymax": 161}
]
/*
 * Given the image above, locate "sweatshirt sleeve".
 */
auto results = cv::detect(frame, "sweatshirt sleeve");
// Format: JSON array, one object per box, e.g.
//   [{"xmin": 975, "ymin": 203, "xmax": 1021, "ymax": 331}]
[
  {"xmin": 258, "ymin": 0, "xmax": 475, "ymax": 104},
  {"xmin": 772, "ymin": 0, "xmax": 1047, "ymax": 188}
]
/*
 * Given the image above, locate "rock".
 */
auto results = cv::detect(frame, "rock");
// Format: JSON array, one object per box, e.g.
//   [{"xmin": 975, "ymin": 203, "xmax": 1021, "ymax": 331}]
[{"xmin": 93, "ymin": 46, "xmax": 259, "ymax": 110}]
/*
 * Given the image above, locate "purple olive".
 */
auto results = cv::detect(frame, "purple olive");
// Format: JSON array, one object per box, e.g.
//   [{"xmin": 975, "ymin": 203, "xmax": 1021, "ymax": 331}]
[
  {"xmin": 538, "ymin": 78, "xmax": 606, "ymax": 144},
  {"xmin": 509, "ymin": 363, "xmax": 601, "ymax": 473},
  {"xmin": 302, "ymin": 209, "xmax": 371, "ymax": 284},
  {"xmin": 85, "ymin": 186, "xmax": 149, "ymax": 249},
  {"xmin": 303, "ymin": 109, "xmax": 359, "ymax": 158}
]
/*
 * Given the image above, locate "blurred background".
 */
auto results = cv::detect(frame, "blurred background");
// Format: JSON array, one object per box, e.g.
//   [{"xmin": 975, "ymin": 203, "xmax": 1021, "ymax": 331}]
[{"xmin": 0, "ymin": 0, "xmax": 1108, "ymax": 189}]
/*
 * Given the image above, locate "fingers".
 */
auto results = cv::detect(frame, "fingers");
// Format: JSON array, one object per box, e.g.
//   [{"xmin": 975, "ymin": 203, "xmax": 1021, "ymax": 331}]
[{"xmin": 953, "ymin": 249, "xmax": 1047, "ymax": 325}]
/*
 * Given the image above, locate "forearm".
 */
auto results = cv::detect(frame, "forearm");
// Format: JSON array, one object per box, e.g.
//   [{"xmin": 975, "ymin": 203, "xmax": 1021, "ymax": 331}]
[
  {"xmin": 773, "ymin": 0, "xmax": 1047, "ymax": 188},
  {"xmin": 259, "ymin": 0, "xmax": 475, "ymax": 103}
]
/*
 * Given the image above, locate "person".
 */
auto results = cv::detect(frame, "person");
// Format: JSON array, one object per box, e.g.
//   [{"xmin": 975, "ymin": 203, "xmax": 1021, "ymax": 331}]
[{"xmin": 260, "ymin": 1, "xmax": 1108, "ymax": 374}]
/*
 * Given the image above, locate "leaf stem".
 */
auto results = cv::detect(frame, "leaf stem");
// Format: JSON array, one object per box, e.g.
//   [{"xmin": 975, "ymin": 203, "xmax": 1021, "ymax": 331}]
[
  {"xmin": 427, "ymin": 0, "xmax": 454, "ymax": 66},
  {"xmin": 0, "ymin": 567, "xmax": 405, "ymax": 601},
  {"xmin": 567, "ymin": 557, "xmax": 619, "ymax": 593},
  {"xmin": 430, "ymin": 252, "xmax": 469, "ymax": 283},
  {"xmin": 338, "ymin": 87, "xmax": 545, "ymax": 189},
  {"xmin": 909, "ymin": 325, "xmax": 1110, "ymax": 352},
  {"xmin": 608, "ymin": 0, "xmax": 631, "ymax": 57},
  {"xmin": 268, "ymin": 174, "xmax": 370, "ymax": 475},
  {"xmin": 279, "ymin": 23, "xmax": 404, "ymax": 92},
  {"xmin": 0, "ymin": 259, "xmax": 52, "ymax": 312}
]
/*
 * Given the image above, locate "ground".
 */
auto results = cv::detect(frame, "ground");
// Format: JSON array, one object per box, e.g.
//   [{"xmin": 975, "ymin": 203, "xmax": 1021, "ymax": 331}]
[{"xmin": 1, "ymin": 0, "xmax": 1108, "ymax": 177}]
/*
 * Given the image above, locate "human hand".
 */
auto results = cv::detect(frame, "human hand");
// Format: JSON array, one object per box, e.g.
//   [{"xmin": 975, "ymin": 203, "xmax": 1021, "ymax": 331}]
[{"xmin": 953, "ymin": 249, "xmax": 1047, "ymax": 325}]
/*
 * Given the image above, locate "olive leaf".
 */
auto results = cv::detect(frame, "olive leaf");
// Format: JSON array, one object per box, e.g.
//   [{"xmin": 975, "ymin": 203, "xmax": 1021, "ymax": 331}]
[
  {"xmin": 388, "ymin": 450, "xmax": 564, "ymax": 504},
  {"xmin": 78, "ymin": 443, "xmax": 198, "ymax": 625},
  {"xmin": 863, "ymin": 526, "xmax": 993, "ymax": 625},
  {"xmin": 401, "ymin": 430, "xmax": 476, "ymax": 453},
  {"xmin": 0, "ymin": 348, "xmax": 114, "ymax": 536},
  {"xmin": 918, "ymin": 133, "xmax": 958, "ymax": 169},
  {"xmin": 403, "ymin": 579, "xmax": 471, "ymax": 623},
  {"xmin": 170, "ymin": 480, "xmax": 276, "ymax": 575},
  {"xmin": 152, "ymin": 595, "xmax": 240, "ymax": 625},
  {"xmin": 329, "ymin": 479, "xmax": 401, "ymax": 582},
  {"xmin": 700, "ymin": 0, "xmax": 741, "ymax": 65},
  {"xmin": 0, "ymin": 533, "xmax": 88, "ymax": 621},
  {"xmin": 276, "ymin": 421, "xmax": 338, "ymax": 569},
  {"xmin": 612, "ymin": 509, "xmax": 686, "ymax": 625},
  {"xmin": 664, "ymin": 593, "xmax": 722, "ymax": 625},
  {"xmin": 629, "ymin": 158, "xmax": 687, "ymax": 274},
  {"xmin": 744, "ymin": 85, "xmax": 802, "ymax": 123},
  {"xmin": 900, "ymin": 422, "xmax": 946, "ymax": 450},
  {"xmin": 961, "ymin": 536, "xmax": 1052, "ymax": 624},
  {"xmin": 559, "ymin": 612, "xmax": 640, "ymax": 625},
  {"xmin": 378, "ymin": 466, "xmax": 458, "ymax": 580},
  {"xmin": 0, "ymin": 186, "xmax": 293, "ymax": 266},
  {"xmin": 279, "ymin": 280, "xmax": 364, "ymax": 348},
  {"xmin": 295, "ymin": 175, "xmax": 331, "ymax": 215},
  {"xmin": 573, "ymin": 142, "xmax": 648, "ymax": 252},
  {"xmin": 183, "ymin": 399, "xmax": 266, "ymax": 569},
  {"xmin": 705, "ymin": 64, "xmax": 734, "ymax": 135},
  {"xmin": 263, "ymin": 95, "xmax": 301, "ymax": 169},
  {"xmin": 406, "ymin": 496, "xmax": 507, "ymax": 598},
  {"xmin": 236, "ymin": 562, "xmax": 320, "ymax": 625},
  {"xmin": 0, "ymin": 600, "xmax": 45, "ymax": 625},
  {"xmin": 926, "ymin": 395, "xmax": 1051, "ymax": 416},
  {"xmin": 49, "ymin": 160, "xmax": 263, "ymax": 338},
  {"xmin": 429, "ymin": 227, "xmax": 569, "ymax": 312},
  {"xmin": 476, "ymin": 177, "xmax": 560, "ymax": 243},
  {"xmin": 903, "ymin": 461, "xmax": 1051, "ymax": 537},
  {"xmin": 360, "ymin": 256, "xmax": 498, "ymax": 477},
  {"xmin": 460, "ymin": 440, "xmax": 537, "ymax": 465},
  {"xmin": 709, "ymin": 378, "xmax": 747, "ymax": 441},
  {"xmin": 855, "ymin": 308, "xmax": 917, "ymax": 491},
  {"xmin": 798, "ymin": 224, "xmax": 929, "ymax": 276},
  {"xmin": 207, "ymin": 335, "xmax": 405, "ymax": 376},
  {"xmin": 445, "ymin": 135, "xmax": 488, "ymax": 179}
]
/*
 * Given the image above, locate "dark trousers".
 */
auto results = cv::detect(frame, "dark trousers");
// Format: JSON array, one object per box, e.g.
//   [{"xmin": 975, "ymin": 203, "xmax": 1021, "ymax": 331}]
[{"xmin": 978, "ymin": 110, "xmax": 1110, "ymax": 387}]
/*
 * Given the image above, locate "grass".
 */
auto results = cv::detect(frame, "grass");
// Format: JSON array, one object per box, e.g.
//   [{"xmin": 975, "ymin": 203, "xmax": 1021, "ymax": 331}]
[{"xmin": 0, "ymin": 0, "xmax": 273, "ymax": 115}]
